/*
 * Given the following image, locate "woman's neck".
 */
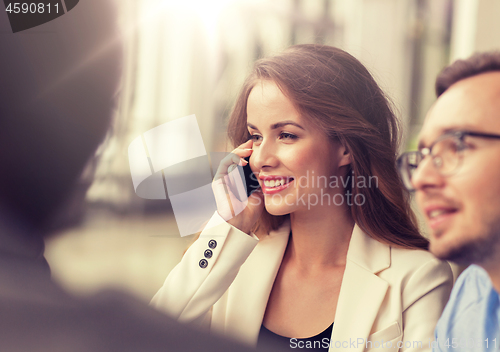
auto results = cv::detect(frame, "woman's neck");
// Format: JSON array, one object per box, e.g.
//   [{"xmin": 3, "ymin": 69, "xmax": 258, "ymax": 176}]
[{"xmin": 287, "ymin": 204, "xmax": 354, "ymax": 271}]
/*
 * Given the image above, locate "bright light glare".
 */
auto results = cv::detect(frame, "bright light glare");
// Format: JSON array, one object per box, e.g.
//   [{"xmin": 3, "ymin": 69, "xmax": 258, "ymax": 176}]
[{"xmin": 160, "ymin": 0, "xmax": 250, "ymax": 37}]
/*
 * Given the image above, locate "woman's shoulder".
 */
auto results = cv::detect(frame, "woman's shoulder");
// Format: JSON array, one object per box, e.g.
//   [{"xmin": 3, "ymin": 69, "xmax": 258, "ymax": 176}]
[
  {"xmin": 390, "ymin": 245, "xmax": 438, "ymax": 263},
  {"xmin": 378, "ymin": 247, "xmax": 453, "ymax": 304},
  {"xmin": 390, "ymin": 245, "xmax": 450, "ymax": 270},
  {"xmin": 387, "ymin": 245, "xmax": 453, "ymax": 283}
]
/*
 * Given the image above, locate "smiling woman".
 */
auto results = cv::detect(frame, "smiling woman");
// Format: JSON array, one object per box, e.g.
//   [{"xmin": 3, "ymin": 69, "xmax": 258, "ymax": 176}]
[
  {"xmin": 151, "ymin": 45, "xmax": 454, "ymax": 352},
  {"xmin": 227, "ymin": 45, "xmax": 429, "ymax": 247}
]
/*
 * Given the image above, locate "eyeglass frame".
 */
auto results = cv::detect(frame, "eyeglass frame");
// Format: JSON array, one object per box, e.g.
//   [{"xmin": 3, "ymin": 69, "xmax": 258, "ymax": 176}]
[{"xmin": 397, "ymin": 130, "xmax": 500, "ymax": 191}]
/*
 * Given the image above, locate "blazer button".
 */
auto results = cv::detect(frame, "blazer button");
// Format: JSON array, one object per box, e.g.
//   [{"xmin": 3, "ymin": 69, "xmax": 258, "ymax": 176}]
[
  {"xmin": 208, "ymin": 240, "xmax": 217, "ymax": 249},
  {"xmin": 199, "ymin": 259, "xmax": 208, "ymax": 269},
  {"xmin": 204, "ymin": 249, "xmax": 213, "ymax": 259}
]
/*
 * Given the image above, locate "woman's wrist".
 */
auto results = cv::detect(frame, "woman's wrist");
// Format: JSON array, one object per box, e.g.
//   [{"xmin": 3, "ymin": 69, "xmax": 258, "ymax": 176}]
[{"xmin": 227, "ymin": 218, "xmax": 253, "ymax": 235}]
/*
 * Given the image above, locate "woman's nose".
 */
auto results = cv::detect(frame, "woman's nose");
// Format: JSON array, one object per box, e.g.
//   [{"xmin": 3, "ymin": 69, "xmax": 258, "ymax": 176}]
[{"xmin": 250, "ymin": 141, "xmax": 279, "ymax": 171}]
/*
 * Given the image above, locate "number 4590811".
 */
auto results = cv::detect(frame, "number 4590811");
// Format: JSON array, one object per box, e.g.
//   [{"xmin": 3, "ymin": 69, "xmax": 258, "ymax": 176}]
[{"xmin": 5, "ymin": 3, "xmax": 60, "ymax": 14}]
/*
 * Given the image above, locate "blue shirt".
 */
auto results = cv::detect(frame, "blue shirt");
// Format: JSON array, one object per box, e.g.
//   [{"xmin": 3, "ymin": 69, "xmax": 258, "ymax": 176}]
[{"xmin": 434, "ymin": 265, "xmax": 500, "ymax": 351}]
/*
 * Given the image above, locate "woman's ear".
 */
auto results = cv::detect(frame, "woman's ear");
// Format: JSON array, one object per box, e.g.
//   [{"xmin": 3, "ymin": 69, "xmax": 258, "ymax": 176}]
[{"xmin": 338, "ymin": 144, "xmax": 352, "ymax": 168}]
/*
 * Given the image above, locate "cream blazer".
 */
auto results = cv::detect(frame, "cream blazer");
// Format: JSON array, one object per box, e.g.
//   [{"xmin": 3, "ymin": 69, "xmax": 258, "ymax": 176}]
[{"xmin": 152, "ymin": 212, "xmax": 453, "ymax": 352}]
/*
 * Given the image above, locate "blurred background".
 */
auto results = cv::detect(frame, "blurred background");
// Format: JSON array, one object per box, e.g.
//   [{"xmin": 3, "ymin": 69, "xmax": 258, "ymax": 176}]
[{"xmin": 45, "ymin": 0, "xmax": 500, "ymax": 302}]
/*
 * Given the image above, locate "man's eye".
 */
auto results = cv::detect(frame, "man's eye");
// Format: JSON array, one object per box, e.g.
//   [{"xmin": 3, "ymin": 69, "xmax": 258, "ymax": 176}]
[
  {"xmin": 457, "ymin": 141, "xmax": 471, "ymax": 152},
  {"xmin": 279, "ymin": 132, "xmax": 297, "ymax": 140},
  {"xmin": 445, "ymin": 139, "xmax": 468, "ymax": 153}
]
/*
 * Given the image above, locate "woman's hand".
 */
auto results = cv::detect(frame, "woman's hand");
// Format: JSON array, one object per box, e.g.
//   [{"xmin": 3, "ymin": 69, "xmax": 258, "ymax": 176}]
[{"xmin": 212, "ymin": 139, "xmax": 264, "ymax": 234}]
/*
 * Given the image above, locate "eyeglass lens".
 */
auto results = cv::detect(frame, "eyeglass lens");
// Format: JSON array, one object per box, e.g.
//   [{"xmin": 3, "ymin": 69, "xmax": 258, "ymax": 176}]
[
  {"xmin": 399, "ymin": 135, "xmax": 464, "ymax": 190},
  {"xmin": 431, "ymin": 137, "xmax": 462, "ymax": 174}
]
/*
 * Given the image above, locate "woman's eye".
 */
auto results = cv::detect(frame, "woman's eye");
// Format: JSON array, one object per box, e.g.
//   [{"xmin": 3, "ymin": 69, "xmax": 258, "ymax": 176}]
[
  {"xmin": 279, "ymin": 132, "xmax": 297, "ymax": 140},
  {"xmin": 250, "ymin": 134, "xmax": 262, "ymax": 142},
  {"xmin": 249, "ymin": 132, "xmax": 296, "ymax": 142}
]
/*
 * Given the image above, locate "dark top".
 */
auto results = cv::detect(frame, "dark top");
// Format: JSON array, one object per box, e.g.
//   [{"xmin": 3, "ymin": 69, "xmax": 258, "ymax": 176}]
[{"xmin": 257, "ymin": 322, "xmax": 334, "ymax": 351}]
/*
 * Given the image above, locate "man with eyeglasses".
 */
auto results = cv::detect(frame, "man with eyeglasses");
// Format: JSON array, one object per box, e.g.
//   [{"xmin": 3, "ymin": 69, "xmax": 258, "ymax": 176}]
[{"xmin": 398, "ymin": 52, "xmax": 500, "ymax": 351}]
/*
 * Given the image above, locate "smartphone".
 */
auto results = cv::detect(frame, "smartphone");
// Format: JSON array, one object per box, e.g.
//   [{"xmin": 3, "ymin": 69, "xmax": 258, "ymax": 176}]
[{"xmin": 240, "ymin": 156, "xmax": 260, "ymax": 198}]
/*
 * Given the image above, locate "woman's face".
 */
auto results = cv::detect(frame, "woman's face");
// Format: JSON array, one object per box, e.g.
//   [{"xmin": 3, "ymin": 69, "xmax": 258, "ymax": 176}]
[{"xmin": 246, "ymin": 80, "xmax": 351, "ymax": 216}]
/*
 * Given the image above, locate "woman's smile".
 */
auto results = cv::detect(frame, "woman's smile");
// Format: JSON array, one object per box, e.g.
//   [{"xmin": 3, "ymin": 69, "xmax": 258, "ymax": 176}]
[{"xmin": 259, "ymin": 175, "xmax": 295, "ymax": 194}]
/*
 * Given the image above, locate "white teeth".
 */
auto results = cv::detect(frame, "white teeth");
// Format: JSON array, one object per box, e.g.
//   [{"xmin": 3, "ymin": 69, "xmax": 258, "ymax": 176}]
[
  {"xmin": 429, "ymin": 210, "xmax": 449, "ymax": 219},
  {"xmin": 264, "ymin": 179, "xmax": 288, "ymax": 188}
]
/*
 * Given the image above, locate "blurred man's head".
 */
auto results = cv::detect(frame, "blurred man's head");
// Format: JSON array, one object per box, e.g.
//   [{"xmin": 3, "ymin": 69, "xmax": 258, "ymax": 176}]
[
  {"xmin": 0, "ymin": 0, "xmax": 122, "ymax": 233},
  {"xmin": 411, "ymin": 52, "xmax": 500, "ymax": 268}
]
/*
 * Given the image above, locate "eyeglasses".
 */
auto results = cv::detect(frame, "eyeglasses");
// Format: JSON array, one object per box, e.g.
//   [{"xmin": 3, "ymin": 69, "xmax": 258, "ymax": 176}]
[{"xmin": 397, "ymin": 130, "xmax": 500, "ymax": 191}]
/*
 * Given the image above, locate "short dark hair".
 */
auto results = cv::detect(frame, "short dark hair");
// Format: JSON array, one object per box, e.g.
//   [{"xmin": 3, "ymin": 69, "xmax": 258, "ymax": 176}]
[
  {"xmin": 436, "ymin": 51, "xmax": 500, "ymax": 97},
  {"xmin": 0, "ymin": 0, "xmax": 122, "ymax": 231}
]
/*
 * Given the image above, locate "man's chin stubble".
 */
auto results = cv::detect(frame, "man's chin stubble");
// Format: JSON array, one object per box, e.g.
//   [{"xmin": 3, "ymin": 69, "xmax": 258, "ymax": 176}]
[{"xmin": 432, "ymin": 236, "xmax": 497, "ymax": 267}]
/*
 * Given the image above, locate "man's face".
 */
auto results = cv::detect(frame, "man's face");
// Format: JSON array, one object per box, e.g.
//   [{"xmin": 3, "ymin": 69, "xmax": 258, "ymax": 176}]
[{"xmin": 413, "ymin": 72, "xmax": 500, "ymax": 266}]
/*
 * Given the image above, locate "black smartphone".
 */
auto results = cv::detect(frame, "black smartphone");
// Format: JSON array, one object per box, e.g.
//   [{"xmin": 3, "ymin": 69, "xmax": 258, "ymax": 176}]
[{"xmin": 240, "ymin": 156, "xmax": 260, "ymax": 198}]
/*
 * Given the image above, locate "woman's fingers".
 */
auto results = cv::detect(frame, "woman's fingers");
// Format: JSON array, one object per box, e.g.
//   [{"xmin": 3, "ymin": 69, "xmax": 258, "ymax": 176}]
[
  {"xmin": 238, "ymin": 139, "xmax": 253, "ymax": 150},
  {"xmin": 213, "ymin": 140, "xmax": 253, "ymax": 181},
  {"xmin": 212, "ymin": 140, "xmax": 255, "ymax": 222},
  {"xmin": 213, "ymin": 150, "xmax": 250, "ymax": 182}
]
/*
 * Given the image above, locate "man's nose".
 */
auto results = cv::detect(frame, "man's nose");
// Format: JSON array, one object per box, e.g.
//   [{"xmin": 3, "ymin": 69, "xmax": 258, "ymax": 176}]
[{"xmin": 411, "ymin": 156, "xmax": 445, "ymax": 191}]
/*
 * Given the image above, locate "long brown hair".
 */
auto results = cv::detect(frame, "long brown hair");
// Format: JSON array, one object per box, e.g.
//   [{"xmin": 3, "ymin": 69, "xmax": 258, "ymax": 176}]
[{"xmin": 227, "ymin": 44, "xmax": 428, "ymax": 250}]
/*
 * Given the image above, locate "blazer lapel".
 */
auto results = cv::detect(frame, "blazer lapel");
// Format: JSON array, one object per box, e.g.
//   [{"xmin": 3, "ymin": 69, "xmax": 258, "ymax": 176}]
[
  {"xmin": 330, "ymin": 225, "xmax": 391, "ymax": 352},
  {"xmin": 224, "ymin": 219, "xmax": 291, "ymax": 346},
  {"xmin": 221, "ymin": 222, "xmax": 391, "ymax": 349}
]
